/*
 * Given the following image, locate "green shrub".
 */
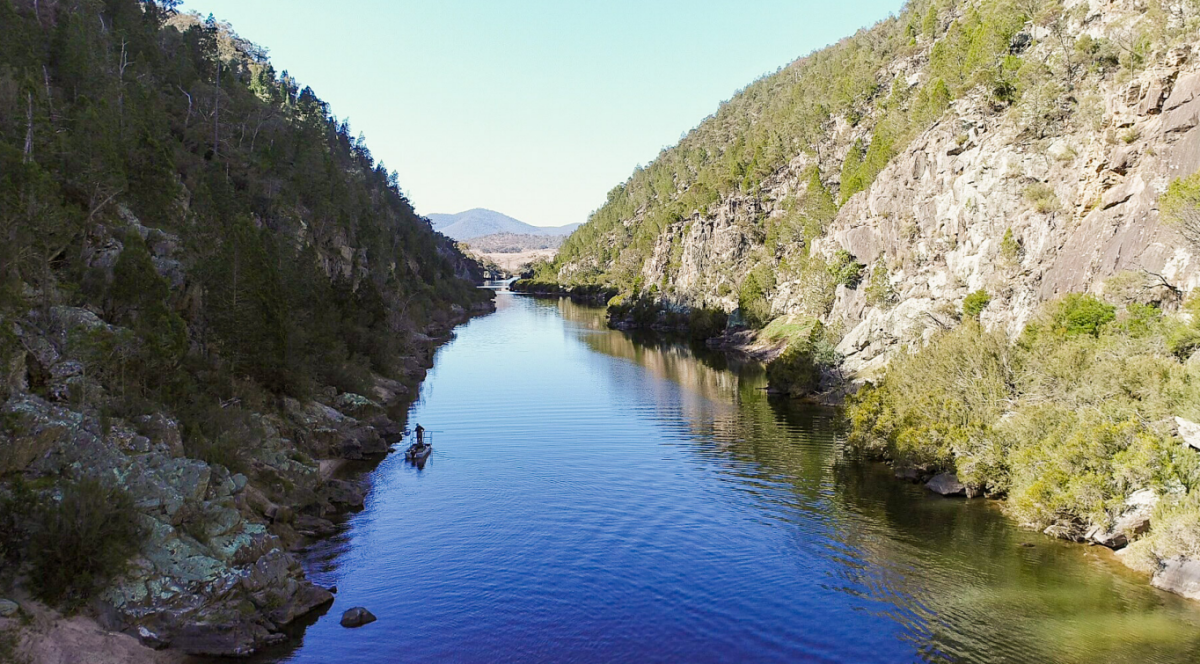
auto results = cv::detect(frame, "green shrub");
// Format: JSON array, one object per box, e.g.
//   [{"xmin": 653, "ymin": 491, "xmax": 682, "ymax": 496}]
[
  {"xmin": 1023, "ymin": 182, "xmax": 1060, "ymax": 213},
  {"xmin": 826, "ymin": 250, "xmax": 865, "ymax": 288},
  {"xmin": 23, "ymin": 478, "xmax": 145, "ymax": 608},
  {"xmin": 962, "ymin": 290, "xmax": 991, "ymax": 320},
  {"xmin": 738, "ymin": 264, "xmax": 777, "ymax": 329},
  {"xmin": 1050, "ymin": 293, "xmax": 1116, "ymax": 337},
  {"xmin": 0, "ymin": 478, "xmax": 34, "ymax": 564},
  {"xmin": 767, "ymin": 345, "xmax": 821, "ymax": 397},
  {"xmin": 687, "ymin": 308, "xmax": 729, "ymax": 341},
  {"xmin": 864, "ymin": 258, "xmax": 894, "ymax": 307},
  {"xmin": 848, "ymin": 290, "xmax": 1200, "ymax": 541},
  {"xmin": 1000, "ymin": 227, "xmax": 1020, "ymax": 264}
]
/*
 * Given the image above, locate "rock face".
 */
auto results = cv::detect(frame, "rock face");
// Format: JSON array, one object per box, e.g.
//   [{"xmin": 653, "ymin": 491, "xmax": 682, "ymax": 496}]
[
  {"xmin": 925, "ymin": 473, "xmax": 967, "ymax": 497},
  {"xmin": 1152, "ymin": 558, "xmax": 1200, "ymax": 600},
  {"xmin": 1176, "ymin": 417, "xmax": 1200, "ymax": 451},
  {"xmin": 554, "ymin": 0, "xmax": 1200, "ymax": 379},
  {"xmin": 0, "ymin": 302, "xmax": 487, "ymax": 657},
  {"xmin": 340, "ymin": 607, "xmax": 377, "ymax": 628}
]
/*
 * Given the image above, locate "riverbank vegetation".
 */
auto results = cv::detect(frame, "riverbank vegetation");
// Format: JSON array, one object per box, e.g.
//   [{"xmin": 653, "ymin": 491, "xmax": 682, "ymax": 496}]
[
  {"xmin": 845, "ymin": 292, "xmax": 1200, "ymax": 567},
  {"xmin": 0, "ymin": 0, "xmax": 489, "ymax": 627}
]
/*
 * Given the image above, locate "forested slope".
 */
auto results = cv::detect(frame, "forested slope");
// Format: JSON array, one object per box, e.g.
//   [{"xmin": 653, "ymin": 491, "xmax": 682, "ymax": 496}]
[
  {"xmin": 546, "ymin": 0, "xmax": 1200, "ymax": 602},
  {"xmin": 0, "ymin": 0, "xmax": 490, "ymax": 658}
]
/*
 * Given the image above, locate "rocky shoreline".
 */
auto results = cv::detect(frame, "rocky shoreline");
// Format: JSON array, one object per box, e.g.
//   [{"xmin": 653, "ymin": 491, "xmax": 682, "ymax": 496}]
[{"xmin": 0, "ymin": 300, "xmax": 495, "ymax": 662}]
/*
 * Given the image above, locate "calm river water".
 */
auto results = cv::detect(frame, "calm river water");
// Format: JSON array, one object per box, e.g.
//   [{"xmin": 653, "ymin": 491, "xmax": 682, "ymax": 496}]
[{"xmin": 268, "ymin": 290, "xmax": 1200, "ymax": 663}]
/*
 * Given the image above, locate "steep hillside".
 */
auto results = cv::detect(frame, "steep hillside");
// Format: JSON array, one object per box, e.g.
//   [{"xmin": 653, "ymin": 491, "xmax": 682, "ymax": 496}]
[
  {"xmin": 0, "ymin": 1, "xmax": 490, "ymax": 658},
  {"xmin": 553, "ymin": 0, "xmax": 1200, "ymax": 368},
  {"xmin": 431, "ymin": 208, "xmax": 579, "ymax": 240},
  {"xmin": 546, "ymin": 0, "xmax": 1200, "ymax": 600}
]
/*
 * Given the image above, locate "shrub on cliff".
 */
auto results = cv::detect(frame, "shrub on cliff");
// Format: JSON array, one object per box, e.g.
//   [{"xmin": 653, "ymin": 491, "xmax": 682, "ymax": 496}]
[
  {"xmin": 962, "ymin": 290, "xmax": 991, "ymax": 320},
  {"xmin": 11, "ymin": 478, "xmax": 146, "ymax": 608}
]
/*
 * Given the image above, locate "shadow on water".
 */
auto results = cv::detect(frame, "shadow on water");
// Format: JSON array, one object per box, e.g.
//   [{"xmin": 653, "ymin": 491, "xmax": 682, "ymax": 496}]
[{"xmin": 262, "ymin": 293, "xmax": 1200, "ymax": 664}]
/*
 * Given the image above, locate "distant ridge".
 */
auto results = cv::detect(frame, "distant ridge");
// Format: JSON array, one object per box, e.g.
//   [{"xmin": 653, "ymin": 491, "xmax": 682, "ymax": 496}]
[{"xmin": 429, "ymin": 208, "xmax": 580, "ymax": 241}]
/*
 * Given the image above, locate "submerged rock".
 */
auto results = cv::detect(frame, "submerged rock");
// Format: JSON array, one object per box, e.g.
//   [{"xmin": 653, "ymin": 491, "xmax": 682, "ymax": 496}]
[
  {"xmin": 0, "ymin": 599, "xmax": 18, "ymax": 617},
  {"xmin": 340, "ymin": 607, "xmax": 377, "ymax": 628},
  {"xmin": 925, "ymin": 473, "xmax": 966, "ymax": 497}
]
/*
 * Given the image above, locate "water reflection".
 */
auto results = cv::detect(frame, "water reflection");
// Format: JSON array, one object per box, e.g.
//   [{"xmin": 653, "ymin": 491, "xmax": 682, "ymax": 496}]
[
  {"xmin": 271, "ymin": 293, "xmax": 1200, "ymax": 664},
  {"xmin": 548, "ymin": 295, "xmax": 1200, "ymax": 663}
]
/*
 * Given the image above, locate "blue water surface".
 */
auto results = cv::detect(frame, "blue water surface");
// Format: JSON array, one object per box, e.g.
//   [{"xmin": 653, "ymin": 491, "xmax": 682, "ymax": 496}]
[{"xmin": 269, "ymin": 291, "xmax": 1200, "ymax": 664}]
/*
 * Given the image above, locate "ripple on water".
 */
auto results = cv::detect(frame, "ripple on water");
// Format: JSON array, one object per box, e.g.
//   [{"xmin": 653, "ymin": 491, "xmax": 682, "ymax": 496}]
[{"xmin": 265, "ymin": 293, "xmax": 1200, "ymax": 664}]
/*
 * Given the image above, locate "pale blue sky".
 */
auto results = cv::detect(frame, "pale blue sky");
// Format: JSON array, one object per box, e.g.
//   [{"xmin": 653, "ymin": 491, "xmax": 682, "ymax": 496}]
[{"xmin": 182, "ymin": 0, "xmax": 902, "ymax": 227}]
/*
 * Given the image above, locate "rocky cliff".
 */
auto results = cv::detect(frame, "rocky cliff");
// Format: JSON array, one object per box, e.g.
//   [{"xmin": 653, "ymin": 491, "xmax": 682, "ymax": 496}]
[{"xmin": 554, "ymin": 0, "xmax": 1200, "ymax": 373}]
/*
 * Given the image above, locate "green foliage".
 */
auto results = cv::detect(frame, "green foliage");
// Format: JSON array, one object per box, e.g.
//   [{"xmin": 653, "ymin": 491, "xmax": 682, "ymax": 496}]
[
  {"xmin": 738, "ymin": 263, "xmax": 777, "ymax": 329},
  {"xmin": 840, "ymin": 140, "xmax": 868, "ymax": 204},
  {"xmin": 12, "ymin": 478, "xmax": 146, "ymax": 608},
  {"xmin": 1024, "ymin": 293, "xmax": 1116, "ymax": 340},
  {"xmin": 929, "ymin": 2, "xmax": 1030, "ymax": 98},
  {"xmin": 108, "ymin": 232, "xmax": 187, "ymax": 387},
  {"xmin": 552, "ymin": 0, "xmax": 1034, "ymax": 296},
  {"xmin": 1160, "ymin": 171, "xmax": 1200, "ymax": 251},
  {"xmin": 1160, "ymin": 171, "xmax": 1200, "ymax": 220},
  {"xmin": 826, "ymin": 250, "xmax": 865, "ymax": 288},
  {"xmin": 767, "ymin": 344, "xmax": 821, "ymax": 397},
  {"xmin": 864, "ymin": 258, "xmax": 894, "ymax": 307},
  {"xmin": 846, "ymin": 293, "xmax": 1200, "ymax": 535},
  {"xmin": 1023, "ymin": 182, "xmax": 1060, "ymax": 213},
  {"xmin": 687, "ymin": 307, "xmax": 729, "ymax": 341},
  {"xmin": 764, "ymin": 318, "xmax": 839, "ymax": 397},
  {"xmin": 1000, "ymin": 227, "xmax": 1020, "ymax": 263},
  {"xmin": 1167, "ymin": 295, "xmax": 1200, "ymax": 359},
  {"xmin": 962, "ymin": 289, "xmax": 991, "ymax": 320},
  {"xmin": 0, "ymin": 0, "xmax": 490, "ymax": 432}
]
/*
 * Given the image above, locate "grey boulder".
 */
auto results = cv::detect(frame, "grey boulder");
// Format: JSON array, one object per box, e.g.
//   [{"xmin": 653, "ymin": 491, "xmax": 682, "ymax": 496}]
[
  {"xmin": 340, "ymin": 607, "xmax": 377, "ymax": 628},
  {"xmin": 925, "ymin": 473, "xmax": 966, "ymax": 497},
  {"xmin": 1152, "ymin": 558, "xmax": 1200, "ymax": 600}
]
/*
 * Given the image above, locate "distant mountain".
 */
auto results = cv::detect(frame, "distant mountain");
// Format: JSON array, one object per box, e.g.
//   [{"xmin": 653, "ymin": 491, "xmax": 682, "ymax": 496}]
[
  {"xmin": 428, "ymin": 208, "xmax": 579, "ymax": 240},
  {"xmin": 464, "ymin": 233, "xmax": 565, "ymax": 254}
]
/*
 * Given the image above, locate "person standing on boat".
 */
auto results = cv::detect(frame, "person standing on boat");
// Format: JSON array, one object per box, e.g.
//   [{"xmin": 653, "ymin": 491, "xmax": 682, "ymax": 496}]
[{"xmin": 415, "ymin": 424, "xmax": 425, "ymax": 446}]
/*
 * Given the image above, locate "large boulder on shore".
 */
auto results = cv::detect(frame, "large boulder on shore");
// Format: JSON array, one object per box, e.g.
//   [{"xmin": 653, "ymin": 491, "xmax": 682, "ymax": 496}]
[
  {"xmin": 1084, "ymin": 489, "xmax": 1158, "ymax": 550},
  {"xmin": 925, "ymin": 473, "xmax": 966, "ymax": 496},
  {"xmin": 1152, "ymin": 558, "xmax": 1200, "ymax": 600}
]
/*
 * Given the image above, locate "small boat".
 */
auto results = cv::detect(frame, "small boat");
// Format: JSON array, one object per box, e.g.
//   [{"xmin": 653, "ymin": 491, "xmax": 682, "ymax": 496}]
[{"xmin": 405, "ymin": 441, "xmax": 432, "ymax": 462}]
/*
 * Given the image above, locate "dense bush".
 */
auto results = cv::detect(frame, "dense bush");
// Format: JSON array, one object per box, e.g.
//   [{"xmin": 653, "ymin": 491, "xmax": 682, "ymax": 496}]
[
  {"xmin": 826, "ymin": 250, "xmax": 865, "ymax": 288},
  {"xmin": 767, "ymin": 345, "xmax": 821, "ymax": 397},
  {"xmin": 846, "ymin": 294, "xmax": 1200, "ymax": 535},
  {"xmin": 764, "ymin": 319, "xmax": 839, "ymax": 397},
  {"xmin": 687, "ymin": 308, "xmax": 730, "ymax": 341},
  {"xmin": 2, "ymin": 478, "xmax": 146, "ymax": 608},
  {"xmin": 738, "ymin": 264, "xmax": 777, "ymax": 329}
]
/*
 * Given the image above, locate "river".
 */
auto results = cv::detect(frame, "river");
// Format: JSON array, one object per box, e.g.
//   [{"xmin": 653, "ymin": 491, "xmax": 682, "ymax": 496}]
[{"xmin": 266, "ymin": 290, "xmax": 1200, "ymax": 663}]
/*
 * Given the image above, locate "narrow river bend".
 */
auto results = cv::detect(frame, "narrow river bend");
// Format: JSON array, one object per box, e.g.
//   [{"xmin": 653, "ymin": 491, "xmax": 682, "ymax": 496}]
[{"xmin": 269, "ymin": 290, "xmax": 1200, "ymax": 663}]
